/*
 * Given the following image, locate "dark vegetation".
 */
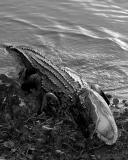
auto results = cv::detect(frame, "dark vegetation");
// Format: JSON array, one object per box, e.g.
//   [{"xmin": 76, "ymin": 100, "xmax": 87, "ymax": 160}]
[{"xmin": 0, "ymin": 73, "xmax": 128, "ymax": 160}]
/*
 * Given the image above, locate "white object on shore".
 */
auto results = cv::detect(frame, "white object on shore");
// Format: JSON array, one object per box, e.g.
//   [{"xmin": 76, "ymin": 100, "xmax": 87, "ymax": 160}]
[{"xmin": 63, "ymin": 67, "xmax": 118, "ymax": 145}]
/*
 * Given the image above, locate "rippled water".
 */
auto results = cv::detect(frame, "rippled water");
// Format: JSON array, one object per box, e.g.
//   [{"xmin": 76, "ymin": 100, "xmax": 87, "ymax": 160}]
[{"xmin": 0, "ymin": 0, "xmax": 128, "ymax": 99}]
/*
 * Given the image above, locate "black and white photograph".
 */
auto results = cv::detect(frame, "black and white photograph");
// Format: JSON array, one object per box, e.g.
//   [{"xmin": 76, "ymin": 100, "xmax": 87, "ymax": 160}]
[{"xmin": 0, "ymin": 0, "xmax": 128, "ymax": 159}]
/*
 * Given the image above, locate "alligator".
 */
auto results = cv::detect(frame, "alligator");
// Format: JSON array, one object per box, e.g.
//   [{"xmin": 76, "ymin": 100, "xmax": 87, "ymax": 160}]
[{"xmin": 3, "ymin": 43, "xmax": 118, "ymax": 145}]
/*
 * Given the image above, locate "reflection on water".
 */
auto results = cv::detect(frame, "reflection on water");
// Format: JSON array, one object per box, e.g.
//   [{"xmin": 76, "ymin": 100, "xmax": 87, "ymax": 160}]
[{"xmin": 0, "ymin": 0, "xmax": 128, "ymax": 99}]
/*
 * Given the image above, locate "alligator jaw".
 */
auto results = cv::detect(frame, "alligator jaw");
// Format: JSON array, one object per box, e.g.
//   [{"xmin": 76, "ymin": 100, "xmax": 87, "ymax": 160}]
[{"xmin": 88, "ymin": 89, "xmax": 118, "ymax": 145}]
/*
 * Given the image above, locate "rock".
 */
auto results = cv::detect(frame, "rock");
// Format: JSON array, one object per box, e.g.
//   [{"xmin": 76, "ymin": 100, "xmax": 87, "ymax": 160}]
[
  {"xmin": 105, "ymin": 94, "xmax": 112, "ymax": 99},
  {"xmin": 3, "ymin": 140, "xmax": 14, "ymax": 148},
  {"xmin": 113, "ymin": 98, "xmax": 119, "ymax": 106},
  {"xmin": 124, "ymin": 102, "xmax": 128, "ymax": 107},
  {"xmin": 122, "ymin": 100, "xmax": 127, "ymax": 104}
]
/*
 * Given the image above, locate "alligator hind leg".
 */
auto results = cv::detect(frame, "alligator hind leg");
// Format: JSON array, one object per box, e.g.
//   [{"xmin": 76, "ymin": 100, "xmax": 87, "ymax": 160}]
[
  {"xmin": 19, "ymin": 67, "xmax": 38, "ymax": 81},
  {"xmin": 38, "ymin": 92, "xmax": 60, "ymax": 116},
  {"xmin": 19, "ymin": 67, "xmax": 41, "ymax": 94}
]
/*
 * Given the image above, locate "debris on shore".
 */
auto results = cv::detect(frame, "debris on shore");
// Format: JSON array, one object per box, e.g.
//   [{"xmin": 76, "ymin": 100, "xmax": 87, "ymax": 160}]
[{"xmin": 0, "ymin": 74, "xmax": 128, "ymax": 160}]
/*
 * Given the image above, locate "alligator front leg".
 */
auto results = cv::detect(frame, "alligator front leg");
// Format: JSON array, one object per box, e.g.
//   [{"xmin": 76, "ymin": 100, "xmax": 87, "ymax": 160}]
[
  {"xmin": 38, "ymin": 92, "xmax": 60, "ymax": 116},
  {"xmin": 20, "ymin": 69, "xmax": 60, "ymax": 116}
]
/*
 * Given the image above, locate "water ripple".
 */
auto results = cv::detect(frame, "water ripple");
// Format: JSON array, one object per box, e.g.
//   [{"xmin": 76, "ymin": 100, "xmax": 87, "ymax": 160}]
[
  {"xmin": 69, "ymin": 0, "xmax": 128, "ymax": 22},
  {"xmin": 0, "ymin": 0, "xmax": 128, "ymax": 98}
]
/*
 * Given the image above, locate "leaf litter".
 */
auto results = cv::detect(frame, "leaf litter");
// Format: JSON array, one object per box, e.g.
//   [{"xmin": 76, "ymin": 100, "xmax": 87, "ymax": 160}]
[{"xmin": 0, "ymin": 74, "xmax": 128, "ymax": 160}]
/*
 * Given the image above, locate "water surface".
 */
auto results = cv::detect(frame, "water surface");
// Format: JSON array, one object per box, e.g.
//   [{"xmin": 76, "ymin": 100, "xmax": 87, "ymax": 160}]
[{"xmin": 0, "ymin": 0, "xmax": 128, "ymax": 99}]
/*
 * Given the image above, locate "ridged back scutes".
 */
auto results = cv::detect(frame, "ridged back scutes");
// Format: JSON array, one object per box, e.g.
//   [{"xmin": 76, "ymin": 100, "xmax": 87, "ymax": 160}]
[
  {"xmin": 41, "ymin": 74, "xmax": 61, "ymax": 92},
  {"xmin": 18, "ymin": 46, "xmax": 81, "ymax": 92},
  {"xmin": 5, "ymin": 45, "xmax": 59, "ymax": 90},
  {"xmin": 14, "ymin": 46, "xmax": 68, "ymax": 92},
  {"xmin": 6, "ymin": 44, "xmax": 81, "ymax": 94}
]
